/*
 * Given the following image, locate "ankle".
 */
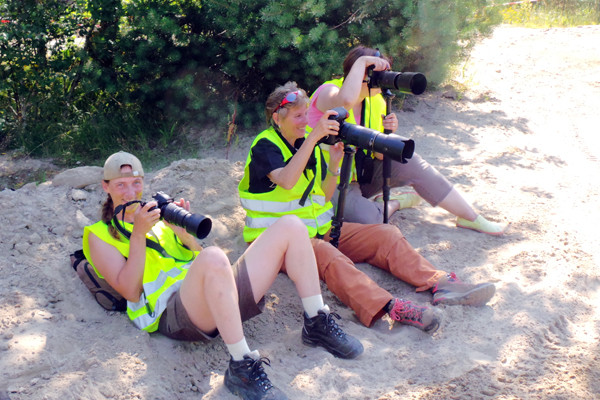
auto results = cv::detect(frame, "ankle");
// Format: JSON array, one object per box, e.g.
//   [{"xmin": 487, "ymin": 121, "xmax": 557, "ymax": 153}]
[
  {"xmin": 226, "ymin": 338, "xmax": 252, "ymax": 361},
  {"xmin": 384, "ymin": 299, "xmax": 395, "ymax": 314},
  {"xmin": 301, "ymin": 294, "xmax": 325, "ymax": 318}
]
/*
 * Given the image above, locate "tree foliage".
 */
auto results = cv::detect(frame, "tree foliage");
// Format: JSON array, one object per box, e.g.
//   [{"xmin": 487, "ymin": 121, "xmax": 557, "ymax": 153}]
[{"xmin": 0, "ymin": 0, "xmax": 501, "ymax": 162}]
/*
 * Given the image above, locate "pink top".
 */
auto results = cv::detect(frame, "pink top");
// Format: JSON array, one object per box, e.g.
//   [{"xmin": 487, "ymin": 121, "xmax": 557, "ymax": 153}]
[
  {"xmin": 307, "ymin": 84, "xmax": 331, "ymax": 129},
  {"xmin": 308, "ymin": 83, "xmax": 362, "ymax": 129}
]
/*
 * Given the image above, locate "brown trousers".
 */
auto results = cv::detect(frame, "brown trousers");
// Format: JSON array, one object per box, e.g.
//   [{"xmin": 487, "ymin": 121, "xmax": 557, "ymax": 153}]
[{"xmin": 311, "ymin": 222, "xmax": 446, "ymax": 327}]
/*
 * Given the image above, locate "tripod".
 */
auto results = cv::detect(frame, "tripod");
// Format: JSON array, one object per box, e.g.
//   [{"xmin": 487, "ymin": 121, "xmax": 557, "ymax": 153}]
[
  {"xmin": 381, "ymin": 89, "xmax": 395, "ymax": 223},
  {"xmin": 328, "ymin": 143, "xmax": 356, "ymax": 248}
]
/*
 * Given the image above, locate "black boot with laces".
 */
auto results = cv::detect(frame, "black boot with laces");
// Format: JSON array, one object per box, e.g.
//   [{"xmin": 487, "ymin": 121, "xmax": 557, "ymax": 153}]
[
  {"xmin": 224, "ymin": 353, "xmax": 288, "ymax": 400},
  {"xmin": 302, "ymin": 306, "xmax": 363, "ymax": 359}
]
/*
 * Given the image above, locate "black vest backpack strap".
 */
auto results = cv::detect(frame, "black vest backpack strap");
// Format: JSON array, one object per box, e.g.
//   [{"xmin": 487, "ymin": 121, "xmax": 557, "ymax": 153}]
[
  {"xmin": 354, "ymin": 100, "xmax": 374, "ymax": 184},
  {"xmin": 70, "ymin": 249, "xmax": 127, "ymax": 312}
]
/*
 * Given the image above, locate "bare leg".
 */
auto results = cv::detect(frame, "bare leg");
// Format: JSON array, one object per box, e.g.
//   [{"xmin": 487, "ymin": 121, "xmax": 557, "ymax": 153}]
[
  {"xmin": 243, "ymin": 215, "xmax": 321, "ymax": 300},
  {"xmin": 439, "ymin": 188, "xmax": 507, "ymax": 235},
  {"xmin": 437, "ymin": 188, "xmax": 478, "ymax": 221},
  {"xmin": 386, "ymin": 200, "xmax": 401, "ymax": 217},
  {"xmin": 179, "ymin": 246, "xmax": 244, "ymax": 344}
]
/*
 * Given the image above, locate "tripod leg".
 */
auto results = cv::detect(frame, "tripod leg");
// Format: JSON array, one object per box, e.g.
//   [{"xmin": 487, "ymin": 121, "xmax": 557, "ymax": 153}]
[{"xmin": 329, "ymin": 144, "xmax": 355, "ymax": 248}]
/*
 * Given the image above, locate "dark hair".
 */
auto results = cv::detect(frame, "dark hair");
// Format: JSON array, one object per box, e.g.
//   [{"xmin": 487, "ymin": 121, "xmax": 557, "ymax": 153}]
[
  {"xmin": 342, "ymin": 46, "xmax": 392, "ymax": 78},
  {"xmin": 264, "ymin": 81, "xmax": 309, "ymax": 125},
  {"xmin": 101, "ymin": 192, "xmax": 120, "ymax": 240}
]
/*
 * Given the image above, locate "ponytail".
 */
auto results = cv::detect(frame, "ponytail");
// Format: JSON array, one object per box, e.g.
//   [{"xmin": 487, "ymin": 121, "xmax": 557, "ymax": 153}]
[{"xmin": 101, "ymin": 193, "xmax": 120, "ymax": 240}]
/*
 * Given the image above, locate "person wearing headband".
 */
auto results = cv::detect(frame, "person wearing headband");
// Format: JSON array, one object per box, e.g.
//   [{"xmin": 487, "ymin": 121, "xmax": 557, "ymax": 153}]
[
  {"xmin": 238, "ymin": 81, "xmax": 497, "ymax": 337},
  {"xmin": 82, "ymin": 151, "xmax": 363, "ymax": 400},
  {"xmin": 307, "ymin": 45, "xmax": 507, "ymax": 235}
]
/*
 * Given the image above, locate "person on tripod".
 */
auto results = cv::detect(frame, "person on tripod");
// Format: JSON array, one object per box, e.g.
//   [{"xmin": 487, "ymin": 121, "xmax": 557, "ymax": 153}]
[
  {"xmin": 238, "ymin": 82, "xmax": 497, "ymax": 335},
  {"xmin": 307, "ymin": 46, "xmax": 506, "ymax": 235}
]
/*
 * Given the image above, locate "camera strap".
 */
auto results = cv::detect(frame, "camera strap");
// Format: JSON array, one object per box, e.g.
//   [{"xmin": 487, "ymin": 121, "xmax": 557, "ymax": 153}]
[{"xmin": 111, "ymin": 202, "xmax": 195, "ymax": 263}]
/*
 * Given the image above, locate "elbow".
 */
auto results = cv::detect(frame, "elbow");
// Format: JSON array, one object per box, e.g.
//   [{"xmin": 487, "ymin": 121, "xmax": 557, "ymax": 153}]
[
  {"xmin": 123, "ymin": 291, "xmax": 141, "ymax": 303},
  {"xmin": 114, "ymin": 282, "xmax": 142, "ymax": 303},
  {"xmin": 279, "ymin": 181, "xmax": 294, "ymax": 191},
  {"xmin": 340, "ymin": 97, "xmax": 356, "ymax": 112}
]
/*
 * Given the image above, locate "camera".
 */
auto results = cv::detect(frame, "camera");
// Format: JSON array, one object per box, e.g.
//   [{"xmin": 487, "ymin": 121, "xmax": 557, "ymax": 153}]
[
  {"xmin": 366, "ymin": 68, "xmax": 427, "ymax": 95},
  {"xmin": 320, "ymin": 107, "xmax": 414, "ymax": 164},
  {"xmin": 148, "ymin": 191, "xmax": 212, "ymax": 239}
]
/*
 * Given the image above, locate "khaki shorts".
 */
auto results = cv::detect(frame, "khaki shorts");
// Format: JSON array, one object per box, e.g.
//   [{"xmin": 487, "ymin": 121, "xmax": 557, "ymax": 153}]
[{"xmin": 157, "ymin": 256, "xmax": 264, "ymax": 342}]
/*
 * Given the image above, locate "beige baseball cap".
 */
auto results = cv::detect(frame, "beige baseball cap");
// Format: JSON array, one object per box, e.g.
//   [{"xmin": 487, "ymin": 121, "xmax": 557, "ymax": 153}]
[{"xmin": 103, "ymin": 151, "xmax": 144, "ymax": 180}]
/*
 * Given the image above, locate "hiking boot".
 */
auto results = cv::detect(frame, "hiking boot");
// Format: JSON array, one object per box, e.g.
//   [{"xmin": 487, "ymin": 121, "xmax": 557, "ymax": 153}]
[
  {"xmin": 224, "ymin": 353, "xmax": 288, "ymax": 400},
  {"xmin": 432, "ymin": 273, "xmax": 495, "ymax": 307},
  {"xmin": 302, "ymin": 306, "xmax": 364, "ymax": 359},
  {"xmin": 388, "ymin": 298, "xmax": 440, "ymax": 333}
]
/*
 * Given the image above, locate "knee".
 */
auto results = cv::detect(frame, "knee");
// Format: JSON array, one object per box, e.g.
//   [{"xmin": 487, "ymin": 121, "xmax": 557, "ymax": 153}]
[
  {"xmin": 192, "ymin": 246, "xmax": 232, "ymax": 279},
  {"xmin": 377, "ymin": 224, "xmax": 404, "ymax": 240},
  {"xmin": 273, "ymin": 214, "xmax": 308, "ymax": 237}
]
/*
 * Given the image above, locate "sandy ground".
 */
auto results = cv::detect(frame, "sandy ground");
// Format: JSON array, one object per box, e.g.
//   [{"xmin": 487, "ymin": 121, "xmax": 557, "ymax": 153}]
[{"xmin": 1, "ymin": 25, "xmax": 599, "ymax": 399}]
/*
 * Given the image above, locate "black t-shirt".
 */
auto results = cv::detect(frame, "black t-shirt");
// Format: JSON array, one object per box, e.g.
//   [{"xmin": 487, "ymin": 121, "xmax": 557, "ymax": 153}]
[{"xmin": 247, "ymin": 131, "xmax": 327, "ymax": 193}]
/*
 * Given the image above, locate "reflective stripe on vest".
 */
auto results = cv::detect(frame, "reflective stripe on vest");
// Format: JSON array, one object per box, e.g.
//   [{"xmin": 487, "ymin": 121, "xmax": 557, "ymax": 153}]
[
  {"xmin": 243, "ymin": 207, "xmax": 333, "ymax": 230},
  {"xmin": 238, "ymin": 127, "xmax": 333, "ymax": 242},
  {"xmin": 240, "ymin": 193, "xmax": 328, "ymax": 213},
  {"xmin": 83, "ymin": 220, "xmax": 197, "ymax": 332}
]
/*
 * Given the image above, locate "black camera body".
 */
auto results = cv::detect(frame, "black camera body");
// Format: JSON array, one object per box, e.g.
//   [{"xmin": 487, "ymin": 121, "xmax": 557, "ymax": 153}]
[
  {"xmin": 366, "ymin": 69, "xmax": 427, "ymax": 95},
  {"xmin": 149, "ymin": 191, "xmax": 212, "ymax": 239},
  {"xmin": 320, "ymin": 107, "xmax": 414, "ymax": 164}
]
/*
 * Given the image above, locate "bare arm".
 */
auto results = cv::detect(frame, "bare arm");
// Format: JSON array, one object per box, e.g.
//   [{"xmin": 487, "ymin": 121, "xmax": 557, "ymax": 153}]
[
  {"xmin": 88, "ymin": 202, "xmax": 161, "ymax": 302},
  {"xmin": 321, "ymin": 142, "xmax": 344, "ymax": 201},
  {"xmin": 268, "ymin": 110, "xmax": 340, "ymax": 189},
  {"xmin": 315, "ymin": 56, "xmax": 390, "ymax": 112}
]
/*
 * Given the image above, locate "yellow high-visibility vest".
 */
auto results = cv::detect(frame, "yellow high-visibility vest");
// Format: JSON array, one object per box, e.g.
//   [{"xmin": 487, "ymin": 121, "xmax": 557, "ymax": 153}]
[
  {"xmin": 238, "ymin": 127, "xmax": 333, "ymax": 242},
  {"xmin": 83, "ymin": 220, "xmax": 198, "ymax": 332}
]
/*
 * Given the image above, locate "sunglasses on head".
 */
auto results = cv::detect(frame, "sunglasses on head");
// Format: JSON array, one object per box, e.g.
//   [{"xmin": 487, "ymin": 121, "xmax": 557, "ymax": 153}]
[{"xmin": 274, "ymin": 91, "xmax": 299, "ymax": 113}]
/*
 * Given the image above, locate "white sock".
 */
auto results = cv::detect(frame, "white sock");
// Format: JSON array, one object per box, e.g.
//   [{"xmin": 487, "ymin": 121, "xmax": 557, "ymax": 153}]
[
  {"xmin": 226, "ymin": 338, "xmax": 253, "ymax": 361},
  {"xmin": 301, "ymin": 294, "xmax": 325, "ymax": 318}
]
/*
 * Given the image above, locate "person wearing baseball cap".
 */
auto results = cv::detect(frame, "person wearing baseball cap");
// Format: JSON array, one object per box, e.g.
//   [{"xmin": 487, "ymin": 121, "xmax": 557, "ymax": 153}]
[
  {"xmin": 81, "ymin": 151, "xmax": 363, "ymax": 400},
  {"xmin": 102, "ymin": 151, "xmax": 145, "ymax": 180}
]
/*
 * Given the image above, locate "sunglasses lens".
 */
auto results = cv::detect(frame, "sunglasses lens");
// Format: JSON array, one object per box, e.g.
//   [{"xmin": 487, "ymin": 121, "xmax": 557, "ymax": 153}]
[
  {"xmin": 275, "ymin": 91, "xmax": 299, "ymax": 113},
  {"xmin": 285, "ymin": 92, "xmax": 297, "ymax": 103}
]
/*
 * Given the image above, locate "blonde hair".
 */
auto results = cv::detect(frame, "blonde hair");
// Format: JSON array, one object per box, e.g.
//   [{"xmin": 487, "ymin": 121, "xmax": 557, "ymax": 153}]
[{"xmin": 264, "ymin": 81, "xmax": 309, "ymax": 125}]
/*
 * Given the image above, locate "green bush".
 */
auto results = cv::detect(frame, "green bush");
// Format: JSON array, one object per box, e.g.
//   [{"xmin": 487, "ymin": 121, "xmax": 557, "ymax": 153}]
[
  {"xmin": 0, "ymin": 0, "xmax": 86, "ymax": 153},
  {"xmin": 0, "ymin": 0, "xmax": 502, "ymax": 164}
]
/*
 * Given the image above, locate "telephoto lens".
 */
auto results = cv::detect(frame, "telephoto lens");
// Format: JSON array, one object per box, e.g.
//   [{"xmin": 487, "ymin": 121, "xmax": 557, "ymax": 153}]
[
  {"xmin": 323, "ymin": 107, "xmax": 415, "ymax": 164},
  {"xmin": 368, "ymin": 70, "xmax": 427, "ymax": 95},
  {"xmin": 152, "ymin": 192, "xmax": 212, "ymax": 239}
]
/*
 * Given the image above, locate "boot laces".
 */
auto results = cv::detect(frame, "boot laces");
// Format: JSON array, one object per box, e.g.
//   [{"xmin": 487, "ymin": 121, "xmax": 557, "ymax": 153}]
[
  {"xmin": 389, "ymin": 299, "xmax": 423, "ymax": 323},
  {"xmin": 246, "ymin": 356, "xmax": 273, "ymax": 392},
  {"xmin": 322, "ymin": 311, "xmax": 346, "ymax": 338},
  {"xmin": 433, "ymin": 272, "xmax": 460, "ymax": 293}
]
